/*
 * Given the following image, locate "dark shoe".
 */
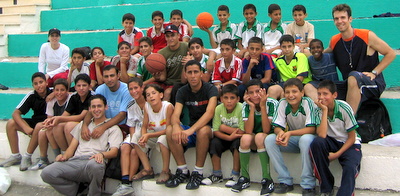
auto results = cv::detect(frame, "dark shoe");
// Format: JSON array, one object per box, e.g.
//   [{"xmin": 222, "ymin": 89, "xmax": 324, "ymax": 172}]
[
  {"xmin": 320, "ymin": 190, "xmax": 334, "ymax": 196},
  {"xmin": 0, "ymin": 83, "xmax": 9, "ymax": 90},
  {"xmin": 231, "ymin": 176, "xmax": 250, "ymax": 193},
  {"xmin": 302, "ymin": 188, "xmax": 316, "ymax": 196},
  {"xmin": 165, "ymin": 169, "xmax": 190, "ymax": 188},
  {"xmin": 274, "ymin": 183, "xmax": 294, "ymax": 194},
  {"xmin": 186, "ymin": 171, "xmax": 203, "ymax": 190},
  {"xmin": 260, "ymin": 178, "xmax": 274, "ymax": 196}
]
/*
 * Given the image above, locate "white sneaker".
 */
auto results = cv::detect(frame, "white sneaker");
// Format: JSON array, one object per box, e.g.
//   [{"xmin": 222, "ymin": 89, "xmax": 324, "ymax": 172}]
[
  {"xmin": 20, "ymin": 156, "xmax": 32, "ymax": 171},
  {"xmin": 225, "ymin": 174, "xmax": 239, "ymax": 187},
  {"xmin": 201, "ymin": 174, "xmax": 223, "ymax": 185},
  {"xmin": 28, "ymin": 158, "xmax": 50, "ymax": 170},
  {"xmin": 112, "ymin": 183, "xmax": 134, "ymax": 196},
  {"xmin": 0, "ymin": 155, "xmax": 21, "ymax": 167}
]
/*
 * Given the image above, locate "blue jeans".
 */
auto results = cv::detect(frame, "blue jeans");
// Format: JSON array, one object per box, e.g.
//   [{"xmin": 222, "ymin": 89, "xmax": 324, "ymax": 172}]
[{"xmin": 265, "ymin": 133, "xmax": 316, "ymax": 189}]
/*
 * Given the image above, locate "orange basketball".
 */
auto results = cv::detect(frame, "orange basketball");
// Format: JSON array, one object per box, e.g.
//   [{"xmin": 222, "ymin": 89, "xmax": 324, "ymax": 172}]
[
  {"xmin": 145, "ymin": 53, "xmax": 166, "ymax": 74},
  {"xmin": 196, "ymin": 12, "xmax": 214, "ymax": 29}
]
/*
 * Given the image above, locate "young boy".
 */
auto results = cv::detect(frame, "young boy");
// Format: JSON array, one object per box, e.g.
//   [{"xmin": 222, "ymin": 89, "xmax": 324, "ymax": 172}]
[
  {"xmin": 231, "ymin": 79, "xmax": 276, "ymax": 196},
  {"xmin": 201, "ymin": 84, "xmax": 244, "ymax": 187},
  {"xmin": 304, "ymin": 39, "xmax": 339, "ymax": 101},
  {"xmin": 118, "ymin": 13, "xmax": 144, "ymax": 55},
  {"xmin": 0, "ymin": 72, "xmax": 51, "ymax": 170},
  {"xmin": 212, "ymin": 38, "xmax": 242, "ymax": 91},
  {"xmin": 147, "ymin": 11, "xmax": 168, "ymax": 53},
  {"xmin": 235, "ymin": 4, "xmax": 263, "ymax": 57},
  {"xmin": 50, "ymin": 74, "xmax": 94, "ymax": 151},
  {"xmin": 136, "ymin": 37, "xmax": 154, "ymax": 84},
  {"xmin": 165, "ymin": 60, "xmax": 218, "ymax": 190},
  {"xmin": 267, "ymin": 35, "xmax": 311, "ymax": 99},
  {"xmin": 310, "ymin": 80, "xmax": 361, "ymax": 196},
  {"xmin": 262, "ymin": 4, "xmax": 287, "ymax": 57},
  {"xmin": 168, "ymin": 9, "xmax": 192, "ymax": 42},
  {"xmin": 188, "ymin": 37, "xmax": 210, "ymax": 82},
  {"xmin": 29, "ymin": 78, "xmax": 71, "ymax": 170},
  {"xmin": 67, "ymin": 48, "xmax": 90, "ymax": 89},
  {"xmin": 201, "ymin": 5, "xmax": 237, "ymax": 50},
  {"xmin": 265, "ymin": 78, "xmax": 317, "ymax": 195},
  {"xmin": 286, "ymin": 5, "xmax": 314, "ymax": 54}
]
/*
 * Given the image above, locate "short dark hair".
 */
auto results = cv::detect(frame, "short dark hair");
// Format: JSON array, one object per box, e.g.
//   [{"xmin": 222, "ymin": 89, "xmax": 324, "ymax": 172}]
[
  {"xmin": 310, "ymin": 39, "xmax": 324, "ymax": 48},
  {"xmin": 139, "ymin": 36, "xmax": 153, "ymax": 46},
  {"xmin": 152, "ymin": 10, "xmax": 164, "ymax": 19},
  {"xmin": 218, "ymin": 5, "xmax": 229, "ymax": 13},
  {"xmin": 118, "ymin": 41, "xmax": 131, "ymax": 50},
  {"xmin": 189, "ymin": 37, "xmax": 204, "ymax": 48},
  {"xmin": 184, "ymin": 60, "xmax": 201, "ymax": 71},
  {"xmin": 74, "ymin": 73, "xmax": 91, "ymax": 85},
  {"xmin": 31, "ymin": 72, "xmax": 46, "ymax": 82},
  {"xmin": 243, "ymin": 4, "xmax": 256, "ymax": 13},
  {"xmin": 122, "ymin": 13, "xmax": 135, "ymax": 23},
  {"xmin": 54, "ymin": 78, "xmax": 69, "ymax": 90},
  {"xmin": 246, "ymin": 79, "xmax": 263, "ymax": 90},
  {"xmin": 248, "ymin": 37, "xmax": 264, "ymax": 46},
  {"xmin": 283, "ymin": 78, "xmax": 304, "ymax": 91},
  {"xmin": 318, "ymin": 80, "xmax": 337, "ymax": 94},
  {"xmin": 279, "ymin": 34, "xmax": 295, "ymax": 45},
  {"xmin": 292, "ymin": 4, "xmax": 306, "ymax": 14},
  {"xmin": 220, "ymin": 38, "xmax": 236, "ymax": 49},
  {"xmin": 332, "ymin": 4, "xmax": 352, "ymax": 18},
  {"xmin": 170, "ymin": 9, "xmax": 183, "ymax": 18},
  {"xmin": 128, "ymin": 77, "xmax": 143, "ymax": 87},
  {"xmin": 144, "ymin": 83, "xmax": 164, "ymax": 99},
  {"xmin": 71, "ymin": 47, "xmax": 86, "ymax": 58},
  {"xmin": 91, "ymin": 47, "xmax": 105, "ymax": 57},
  {"xmin": 268, "ymin": 4, "xmax": 281, "ymax": 14},
  {"xmin": 103, "ymin": 65, "xmax": 119, "ymax": 74},
  {"xmin": 221, "ymin": 84, "xmax": 239, "ymax": 96},
  {"xmin": 89, "ymin": 94, "xmax": 107, "ymax": 106}
]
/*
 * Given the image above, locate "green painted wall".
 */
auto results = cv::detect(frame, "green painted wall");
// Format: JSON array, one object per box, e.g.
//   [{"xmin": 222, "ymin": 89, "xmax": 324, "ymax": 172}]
[
  {"xmin": 381, "ymin": 98, "xmax": 400, "ymax": 134},
  {"xmin": 0, "ymin": 62, "xmax": 37, "ymax": 88},
  {"xmin": 0, "ymin": 94, "xmax": 32, "ymax": 120},
  {"xmin": 51, "ymin": 0, "xmax": 180, "ymax": 9}
]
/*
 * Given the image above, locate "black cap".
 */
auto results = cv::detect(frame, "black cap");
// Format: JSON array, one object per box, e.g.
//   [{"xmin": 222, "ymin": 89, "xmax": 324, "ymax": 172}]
[
  {"xmin": 48, "ymin": 28, "xmax": 61, "ymax": 36},
  {"xmin": 164, "ymin": 25, "xmax": 179, "ymax": 34}
]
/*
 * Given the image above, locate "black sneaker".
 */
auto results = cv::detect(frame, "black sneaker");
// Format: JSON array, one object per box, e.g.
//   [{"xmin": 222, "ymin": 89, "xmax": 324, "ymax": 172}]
[
  {"xmin": 260, "ymin": 178, "xmax": 274, "ymax": 196},
  {"xmin": 0, "ymin": 83, "xmax": 9, "ymax": 90},
  {"xmin": 320, "ymin": 190, "xmax": 334, "ymax": 196},
  {"xmin": 231, "ymin": 176, "xmax": 250, "ymax": 193},
  {"xmin": 165, "ymin": 169, "xmax": 190, "ymax": 188},
  {"xmin": 186, "ymin": 171, "xmax": 203, "ymax": 190},
  {"xmin": 302, "ymin": 188, "xmax": 316, "ymax": 196},
  {"xmin": 274, "ymin": 183, "xmax": 294, "ymax": 194}
]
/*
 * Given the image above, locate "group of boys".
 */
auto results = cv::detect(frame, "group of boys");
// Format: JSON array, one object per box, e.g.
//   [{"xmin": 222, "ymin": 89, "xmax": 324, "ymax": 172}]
[{"xmin": 0, "ymin": 2, "xmax": 395, "ymax": 196}]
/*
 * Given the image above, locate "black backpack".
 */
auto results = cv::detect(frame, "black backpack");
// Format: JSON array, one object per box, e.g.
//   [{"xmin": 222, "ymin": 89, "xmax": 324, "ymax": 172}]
[{"xmin": 356, "ymin": 98, "xmax": 392, "ymax": 143}]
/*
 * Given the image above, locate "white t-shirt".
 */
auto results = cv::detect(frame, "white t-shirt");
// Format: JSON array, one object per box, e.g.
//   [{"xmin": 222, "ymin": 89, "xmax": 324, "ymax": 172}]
[
  {"xmin": 71, "ymin": 66, "xmax": 90, "ymax": 84},
  {"xmin": 38, "ymin": 42, "xmax": 70, "ymax": 78},
  {"xmin": 145, "ymin": 101, "xmax": 172, "ymax": 132},
  {"xmin": 126, "ymin": 99, "xmax": 144, "ymax": 132}
]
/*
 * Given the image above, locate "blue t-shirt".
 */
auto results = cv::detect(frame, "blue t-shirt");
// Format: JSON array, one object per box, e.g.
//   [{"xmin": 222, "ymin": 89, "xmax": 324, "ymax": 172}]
[
  {"xmin": 308, "ymin": 53, "xmax": 339, "ymax": 81},
  {"xmin": 242, "ymin": 53, "xmax": 278, "ymax": 83},
  {"xmin": 95, "ymin": 82, "xmax": 132, "ymax": 124}
]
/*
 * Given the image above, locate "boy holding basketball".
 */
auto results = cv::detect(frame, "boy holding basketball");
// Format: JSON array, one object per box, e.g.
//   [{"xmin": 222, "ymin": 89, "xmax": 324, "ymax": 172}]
[
  {"xmin": 201, "ymin": 5, "xmax": 237, "ymax": 50},
  {"xmin": 137, "ymin": 37, "xmax": 155, "ymax": 84}
]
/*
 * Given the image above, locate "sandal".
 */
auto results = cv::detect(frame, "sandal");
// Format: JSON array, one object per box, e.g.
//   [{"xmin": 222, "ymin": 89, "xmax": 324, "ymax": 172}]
[
  {"xmin": 156, "ymin": 170, "xmax": 171, "ymax": 184},
  {"xmin": 132, "ymin": 168, "xmax": 155, "ymax": 181}
]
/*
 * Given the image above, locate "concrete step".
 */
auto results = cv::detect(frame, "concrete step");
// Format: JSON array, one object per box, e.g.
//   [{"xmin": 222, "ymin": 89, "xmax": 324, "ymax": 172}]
[
  {"xmin": 0, "ymin": 0, "xmax": 13, "ymax": 7},
  {"xmin": 16, "ymin": 0, "xmax": 50, "ymax": 6},
  {"xmin": 1, "ymin": 4, "xmax": 50, "ymax": 15}
]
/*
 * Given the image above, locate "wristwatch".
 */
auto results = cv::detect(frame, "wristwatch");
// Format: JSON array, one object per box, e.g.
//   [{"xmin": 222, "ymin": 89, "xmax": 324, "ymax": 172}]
[{"xmin": 372, "ymin": 70, "xmax": 378, "ymax": 76}]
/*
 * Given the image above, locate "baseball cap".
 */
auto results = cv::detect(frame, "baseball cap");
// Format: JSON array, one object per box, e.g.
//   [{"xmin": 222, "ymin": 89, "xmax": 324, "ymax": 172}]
[
  {"xmin": 164, "ymin": 25, "xmax": 179, "ymax": 34},
  {"xmin": 48, "ymin": 28, "xmax": 61, "ymax": 36}
]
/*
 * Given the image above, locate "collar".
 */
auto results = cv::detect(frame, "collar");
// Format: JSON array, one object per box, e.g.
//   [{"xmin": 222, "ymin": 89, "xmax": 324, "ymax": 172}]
[
  {"xmin": 216, "ymin": 21, "xmax": 233, "ymax": 31},
  {"xmin": 219, "ymin": 55, "xmax": 236, "ymax": 73},
  {"xmin": 264, "ymin": 20, "xmax": 284, "ymax": 34},
  {"xmin": 243, "ymin": 19, "xmax": 260, "ymax": 31},
  {"xmin": 151, "ymin": 25, "xmax": 165, "ymax": 37}
]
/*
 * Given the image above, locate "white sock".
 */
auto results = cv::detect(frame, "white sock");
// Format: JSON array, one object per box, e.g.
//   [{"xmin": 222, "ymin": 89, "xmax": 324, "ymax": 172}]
[
  {"xmin": 177, "ymin": 164, "xmax": 188, "ymax": 174},
  {"xmin": 194, "ymin": 166, "xmax": 203, "ymax": 175},
  {"xmin": 11, "ymin": 153, "xmax": 21, "ymax": 157},
  {"xmin": 24, "ymin": 152, "xmax": 32, "ymax": 157}
]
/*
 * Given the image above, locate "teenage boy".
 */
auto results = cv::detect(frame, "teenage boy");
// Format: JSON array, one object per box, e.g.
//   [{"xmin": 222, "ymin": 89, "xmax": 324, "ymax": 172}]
[
  {"xmin": 265, "ymin": 78, "xmax": 317, "ymax": 196},
  {"xmin": 231, "ymin": 79, "xmax": 276, "ymax": 196},
  {"xmin": 212, "ymin": 38, "xmax": 243, "ymax": 91},
  {"xmin": 201, "ymin": 84, "xmax": 243, "ymax": 187},
  {"xmin": 267, "ymin": 35, "xmax": 311, "ymax": 100},
  {"xmin": 304, "ymin": 39, "xmax": 338, "ymax": 101},
  {"xmin": 147, "ymin": 11, "xmax": 168, "ymax": 53},
  {"xmin": 286, "ymin": 5, "xmax": 314, "ymax": 54},
  {"xmin": 188, "ymin": 37, "xmax": 211, "ymax": 82},
  {"xmin": 118, "ymin": 13, "xmax": 144, "ymax": 55},
  {"xmin": 41, "ymin": 94, "xmax": 123, "ymax": 196},
  {"xmin": 262, "ymin": 4, "xmax": 287, "ymax": 56},
  {"xmin": 201, "ymin": 5, "xmax": 237, "ymax": 50},
  {"xmin": 235, "ymin": 4, "xmax": 263, "ymax": 57},
  {"xmin": 67, "ymin": 48, "xmax": 90, "ymax": 88},
  {"xmin": 310, "ymin": 80, "xmax": 361, "ymax": 196},
  {"xmin": 325, "ymin": 3, "xmax": 395, "ymax": 113},
  {"xmin": 136, "ymin": 37, "xmax": 154, "ymax": 84},
  {"xmin": 51, "ymin": 74, "xmax": 94, "ymax": 152},
  {"xmin": 165, "ymin": 60, "xmax": 218, "ymax": 190},
  {"xmin": 168, "ymin": 9, "xmax": 193, "ymax": 42},
  {"xmin": 0, "ymin": 72, "xmax": 51, "ymax": 170}
]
